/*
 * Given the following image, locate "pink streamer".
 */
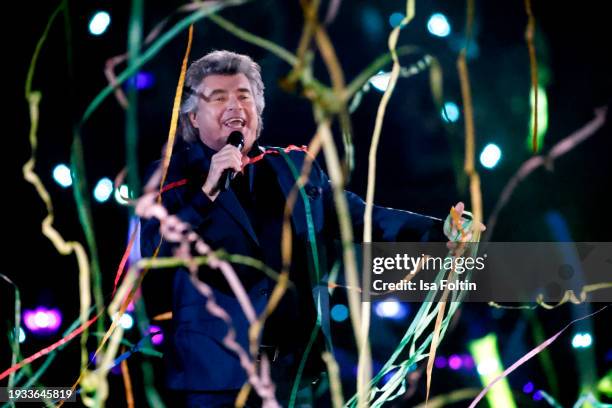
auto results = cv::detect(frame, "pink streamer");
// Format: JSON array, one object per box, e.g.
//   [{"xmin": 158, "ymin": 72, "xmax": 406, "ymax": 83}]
[
  {"xmin": 484, "ymin": 107, "xmax": 607, "ymax": 241},
  {"xmin": 136, "ymin": 182, "xmax": 279, "ymax": 406},
  {"xmin": 468, "ymin": 306, "xmax": 608, "ymax": 408}
]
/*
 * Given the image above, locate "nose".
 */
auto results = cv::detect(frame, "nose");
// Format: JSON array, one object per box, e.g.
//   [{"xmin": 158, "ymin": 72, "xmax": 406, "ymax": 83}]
[{"xmin": 226, "ymin": 95, "xmax": 243, "ymax": 111}]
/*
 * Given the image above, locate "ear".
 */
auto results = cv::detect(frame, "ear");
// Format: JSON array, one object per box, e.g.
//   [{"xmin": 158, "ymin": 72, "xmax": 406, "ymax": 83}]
[{"xmin": 188, "ymin": 111, "xmax": 198, "ymax": 128}]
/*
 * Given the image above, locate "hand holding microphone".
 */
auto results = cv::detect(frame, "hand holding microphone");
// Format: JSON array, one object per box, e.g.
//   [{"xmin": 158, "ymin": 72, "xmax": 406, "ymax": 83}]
[
  {"xmin": 202, "ymin": 131, "xmax": 245, "ymax": 200},
  {"xmin": 219, "ymin": 131, "xmax": 245, "ymax": 192}
]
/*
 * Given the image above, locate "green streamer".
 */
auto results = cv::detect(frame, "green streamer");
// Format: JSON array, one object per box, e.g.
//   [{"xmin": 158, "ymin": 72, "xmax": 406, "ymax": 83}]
[
  {"xmin": 81, "ymin": 2, "xmax": 247, "ymax": 125},
  {"xmin": 208, "ymin": 13, "xmax": 297, "ymax": 66},
  {"xmin": 125, "ymin": 0, "xmax": 143, "ymax": 207}
]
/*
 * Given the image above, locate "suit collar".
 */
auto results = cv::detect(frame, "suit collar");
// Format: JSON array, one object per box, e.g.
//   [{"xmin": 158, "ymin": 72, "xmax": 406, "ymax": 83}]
[
  {"xmin": 182, "ymin": 140, "xmax": 260, "ymax": 246},
  {"xmin": 178, "ymin": 141, "xmax": 308, "ymax": 246},
  {"xmin": 216, "ymin": 189, "xmax": 260, "ymax": 246}
]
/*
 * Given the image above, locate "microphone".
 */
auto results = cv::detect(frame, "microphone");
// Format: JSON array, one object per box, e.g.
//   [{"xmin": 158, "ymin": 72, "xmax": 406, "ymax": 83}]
[{"xmin": 218, "ymin": 131, "xmax": 245, "ymax": 192}]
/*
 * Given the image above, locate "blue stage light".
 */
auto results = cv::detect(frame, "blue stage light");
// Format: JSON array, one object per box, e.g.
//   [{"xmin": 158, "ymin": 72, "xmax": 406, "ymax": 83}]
[
  {"xmin": 480, "ymin": 143, "xmax": 502, "ymax": 169},
  {"xmin": 427, "ymin": 13, "xmax": 451, "ymax": 37},
  {"xmin": 441, "ymin": 102, "xmax": 460, "ymax": 123},
  {"xmin": 369, "ymin": 71, "xmax": 390, "ymax": 92},
  {"xmin": 389, "ymin": 12, "xmax": 405, "ymax": 28},
  {"xmin": 89, "ymin": 11, "xmax": 111, "ymax": 36},
  {"xmin": 93, "ymin": 178, "xmax": 113, "ymax": 203},
  {"xmin": 14, "ymin": 327, "xmax": 26, "ymax": 343},
  {"xmin": 114, "ymin": 184, "xmax": 130, "ymax": 205},
  {"xmin": 52, "ymin": 164, "xmax": 72, "ymax": 188},
  {"xmin": 374, "ymin": 300, "xmax": 409, "ymax": 320},
  {"xmin": 572, "ymin": 332, "xmax": 593, "ymax": 348},
  {"xmin": 331, "ymin": 304, "xmax": 349, "ymax": 322},
  {"xmin": 112, "ymin": 313, "xmax": 134, "ymax": 330}
]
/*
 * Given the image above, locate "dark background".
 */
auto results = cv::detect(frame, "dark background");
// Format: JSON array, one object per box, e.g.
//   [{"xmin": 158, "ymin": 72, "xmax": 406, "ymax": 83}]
[{"xmin": 4, "ymin": 0, "xmax": 611, "ymax": 406}]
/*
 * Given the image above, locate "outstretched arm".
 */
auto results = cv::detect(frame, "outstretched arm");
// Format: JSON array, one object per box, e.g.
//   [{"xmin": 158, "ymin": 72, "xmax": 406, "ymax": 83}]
[{"xmin": 313, "ymin": 161, "xmax": 443, "ymax": 242}]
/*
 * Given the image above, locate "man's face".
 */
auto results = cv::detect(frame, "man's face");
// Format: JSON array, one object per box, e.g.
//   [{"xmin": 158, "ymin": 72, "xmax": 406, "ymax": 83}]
[{"xmin": 188, "ymin": 73, "xmax": 259, "ymax": 153}]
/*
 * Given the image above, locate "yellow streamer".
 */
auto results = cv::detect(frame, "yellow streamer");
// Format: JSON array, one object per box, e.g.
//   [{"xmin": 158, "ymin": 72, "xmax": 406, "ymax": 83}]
[
  {"xmin": 158, "ymin": 24, "xmax": 194, "ymax": 200},
  {"xmin": 361, "ymin": 1, "xmax": 415, "ymax": 405},
  {"xmin": 23, "ymin": 90, "xmax": 92, "ymax": 372}
]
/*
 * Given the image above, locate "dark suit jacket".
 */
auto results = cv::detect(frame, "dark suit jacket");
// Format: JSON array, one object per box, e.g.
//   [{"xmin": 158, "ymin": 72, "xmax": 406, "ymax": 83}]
[{"xmin": 140, "ymin": 140, "xmax": 443, "ymax": 391}]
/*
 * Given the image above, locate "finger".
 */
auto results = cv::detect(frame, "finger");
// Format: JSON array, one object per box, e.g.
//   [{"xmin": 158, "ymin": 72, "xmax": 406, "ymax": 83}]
[
  {"xmin": 219, "ymin": 144, "xmax": 242, "ymax": 154},
  {"xmin": 213, "ymin": 153, "xmax": 243, "ymax": 169},
  {"xmin": 212, "ymin": 148, "xmax": 243, "ymax": 168},
  {"xmin": 215, "ymin": 149, "xmax": 243, "ymax": 163},
  {"xmin": 223, "ymin": 157, "xmax": 243, "ymax": 173},
  {"xmin": 216, "ymin": 160, "xmax": 242, "ymax": 174},
  {"xmin": 454, "ymin": 201, "xmax": 465, "ymax": 215}
]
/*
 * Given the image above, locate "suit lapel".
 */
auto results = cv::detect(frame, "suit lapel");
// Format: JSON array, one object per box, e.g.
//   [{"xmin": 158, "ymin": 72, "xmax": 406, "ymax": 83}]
[{"xmin": 216, "ymin": 188, "xmax": 260, "ymax": 247}]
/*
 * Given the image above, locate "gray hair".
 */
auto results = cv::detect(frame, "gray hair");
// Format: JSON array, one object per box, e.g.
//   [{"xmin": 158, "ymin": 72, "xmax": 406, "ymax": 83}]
[{"xmin": 179, "ymin": 50, "xmax": 265, "ymax": 143}]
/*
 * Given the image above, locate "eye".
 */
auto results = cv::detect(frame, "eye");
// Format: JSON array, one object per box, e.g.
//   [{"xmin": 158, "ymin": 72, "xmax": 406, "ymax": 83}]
[
  {"xmin": 213, "ymin": 95, "xmax": 227, "ymax": 102},
  {"xmin": 239, "ymin": 94, "xmax": 251, "ymax": 101}
]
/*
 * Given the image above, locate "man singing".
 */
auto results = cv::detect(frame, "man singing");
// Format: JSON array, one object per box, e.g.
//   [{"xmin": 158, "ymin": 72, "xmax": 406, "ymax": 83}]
[{"xmin": 140, "ymin": 50, "xmax": 469, "ymax": 407}]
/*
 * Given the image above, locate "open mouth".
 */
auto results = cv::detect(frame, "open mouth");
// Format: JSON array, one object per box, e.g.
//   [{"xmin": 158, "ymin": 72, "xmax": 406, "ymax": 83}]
[{"xmin": 223, "ymin": 118, "xmax": 246, "ymax": 129}]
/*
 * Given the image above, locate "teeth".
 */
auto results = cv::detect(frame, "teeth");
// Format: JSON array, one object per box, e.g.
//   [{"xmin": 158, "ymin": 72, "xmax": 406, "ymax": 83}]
[{"xmin": 224, "ymin": 118, "xmax": 245, "ymax": 127}]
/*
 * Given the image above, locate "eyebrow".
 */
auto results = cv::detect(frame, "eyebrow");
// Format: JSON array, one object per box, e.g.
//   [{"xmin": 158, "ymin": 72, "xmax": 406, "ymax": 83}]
[{"xmin": 200, "ymin": 87, "xmax": 252, "ymax": 102}]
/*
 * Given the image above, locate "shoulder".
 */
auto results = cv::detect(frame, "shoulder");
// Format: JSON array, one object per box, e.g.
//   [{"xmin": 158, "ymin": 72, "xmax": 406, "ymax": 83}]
[
  {"xmin": 143, "ymin": 142, "xmax": 208, "ymax": 207},
  {"xmin": 261, "ymin": 145, "xmax": 329, "ymax": 186},
  {"xmin": 145, "ymin": 142, "xmax": 206, "ymax": 183},
  {"xmin": 260, "ymin": 145, "xmax": 312, "ymax": 164}
]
